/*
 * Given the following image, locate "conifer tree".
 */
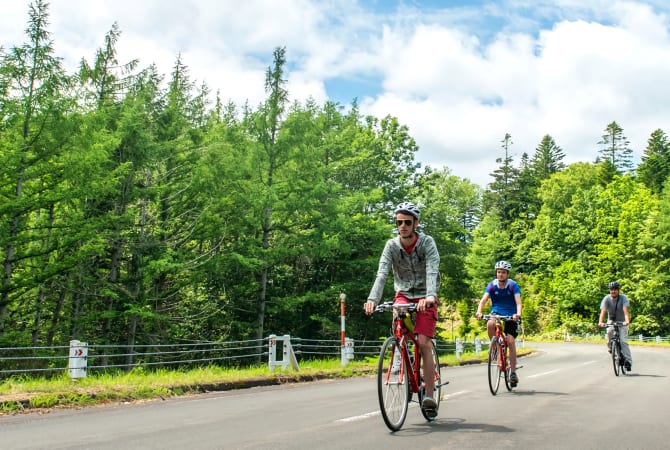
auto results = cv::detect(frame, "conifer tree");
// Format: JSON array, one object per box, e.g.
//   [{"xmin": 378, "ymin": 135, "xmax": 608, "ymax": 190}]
[
  {"xmin": 484, "ymin": 133, "xmax": 520, "ymax": 225},
  {"xmin": 637, "ymin": 128, "xmax": 670, "ymax": 194},
  {"xmin": 597, "ymin": 121, "xmax": 633, "ymax": 174},
  {"xmin": 531, "ymin": 135, "xmax": 566, "ymax": 180}
]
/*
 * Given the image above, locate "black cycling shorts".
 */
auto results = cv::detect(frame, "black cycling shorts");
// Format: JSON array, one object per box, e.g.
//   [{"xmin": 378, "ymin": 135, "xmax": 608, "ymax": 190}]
[{"xmin": 505, "ymin": 320, "xmax": 519, "ymax": 338}]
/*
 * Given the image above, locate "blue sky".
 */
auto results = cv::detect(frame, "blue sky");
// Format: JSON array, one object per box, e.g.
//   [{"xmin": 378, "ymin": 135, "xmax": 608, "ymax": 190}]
[{"xmin": 2, "ymin": 0, "xmax": 670, "ymax": 186}]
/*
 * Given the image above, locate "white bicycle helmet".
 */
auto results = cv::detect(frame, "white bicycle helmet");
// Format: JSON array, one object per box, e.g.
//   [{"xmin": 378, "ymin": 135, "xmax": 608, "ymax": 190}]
[
  {"xmin": 494, "ymin": 260, "xmax": 512, "ymax": 271},
  {"xmin": 394, "ymin": 201, "xmax": 420, "ymax": 220}
]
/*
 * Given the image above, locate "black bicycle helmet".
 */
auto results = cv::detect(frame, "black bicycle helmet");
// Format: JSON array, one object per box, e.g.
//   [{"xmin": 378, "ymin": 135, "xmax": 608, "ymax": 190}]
[
  {"xmin": 608, "ymin": 281, "xmax": 620, "ymax": 290},
  {"xmin": 394, "ymin": 201, "xmax": 420, "ymax": 220}
]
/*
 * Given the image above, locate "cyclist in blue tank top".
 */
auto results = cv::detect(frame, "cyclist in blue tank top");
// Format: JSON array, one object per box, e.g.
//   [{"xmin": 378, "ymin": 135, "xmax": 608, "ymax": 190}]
[{"xmin": 475, "ymin": 260, "xmax": 522, "ymax": 386}]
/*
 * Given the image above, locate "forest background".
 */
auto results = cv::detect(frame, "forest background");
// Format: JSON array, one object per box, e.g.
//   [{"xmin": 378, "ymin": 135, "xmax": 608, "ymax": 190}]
[{"xmin": 2, "ymin": 1, "xmax": 670, "ymax": 359}]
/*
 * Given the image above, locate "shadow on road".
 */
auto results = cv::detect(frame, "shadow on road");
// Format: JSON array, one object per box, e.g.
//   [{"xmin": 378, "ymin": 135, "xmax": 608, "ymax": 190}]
[
  {"xmin": 505, "ymin": 389, "xmax": 568, "ymax": 397},
  {"xmin": 395, "ymin": 417, "xmax": 515, "ymax": 435},
  {"xmin": 620, "ymin": 373, "xmax": 665, "ymax": 378}
]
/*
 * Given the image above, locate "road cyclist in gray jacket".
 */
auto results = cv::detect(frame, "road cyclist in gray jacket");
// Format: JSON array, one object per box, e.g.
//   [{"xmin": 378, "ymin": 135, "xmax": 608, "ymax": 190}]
[
  {"xmin": 364, "ymin": 201, "xmax": 441, "ymax": 412},
  {"xmin": 598, "ymin": 280, "xmax": 633, "ymax": 370}
]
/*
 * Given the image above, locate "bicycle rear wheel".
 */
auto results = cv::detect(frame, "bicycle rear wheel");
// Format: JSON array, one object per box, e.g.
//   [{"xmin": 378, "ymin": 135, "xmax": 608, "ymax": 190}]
[
  {"xmin": 420, "ymin": 339, "xmax": 441, "ymax": 421},
  {"xmin": 611, "ymin": 340, "xmax": 621, "ymax": 376},
  {"xmin": 488, "ymin": 337, "xmax": 501, "ymax": 395},
  {"xmin": 378, "ymin": 337, "xmax": 409, "ymax": 431}
]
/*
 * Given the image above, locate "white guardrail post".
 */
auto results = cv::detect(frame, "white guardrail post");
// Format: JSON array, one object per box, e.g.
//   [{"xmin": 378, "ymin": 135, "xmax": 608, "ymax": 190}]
[
  {"xmin": 340, "ymin": 293, "xmax": 349, "ymax": 366},
  {"xmin": 268, "ymin": 334, "xmax": 299, "ymax": 371},
  {"xmin": 345, "ymin": 337, "xmax": 354, "ymax": 363},
  {"xmin": 455, "ymin": 338, "xmax": 463, "ymax": 360},
  {"xmin": 68, "ymin": 339, "xmax": 88, "ymax": 379}
]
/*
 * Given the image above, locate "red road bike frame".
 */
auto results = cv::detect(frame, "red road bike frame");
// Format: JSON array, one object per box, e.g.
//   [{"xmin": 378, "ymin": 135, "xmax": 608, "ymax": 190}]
[{"xmin": 387, "ymin": 306, "xmax": 422, "ymax": 394}]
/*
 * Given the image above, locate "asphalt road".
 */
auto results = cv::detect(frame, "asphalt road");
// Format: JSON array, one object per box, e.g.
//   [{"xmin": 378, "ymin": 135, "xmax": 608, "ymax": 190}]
[{"xmin": 1, "ymin": 342, "xmax": 668, "ymax": 450}]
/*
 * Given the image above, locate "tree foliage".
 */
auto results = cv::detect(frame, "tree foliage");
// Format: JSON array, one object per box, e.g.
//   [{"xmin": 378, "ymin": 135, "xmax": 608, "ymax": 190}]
[{"xmin": 2, "ymin": 2, "xmax": 670, "ymax": 355}]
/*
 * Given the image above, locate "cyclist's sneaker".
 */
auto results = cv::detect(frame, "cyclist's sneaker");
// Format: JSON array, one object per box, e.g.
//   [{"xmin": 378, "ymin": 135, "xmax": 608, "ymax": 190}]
[
  {"xmin": 510, "ymin": 372, "xmax": 519, "ymax": 386},
  {"xmin": 625, "ymin": 360, "xmax": 632, "ymax": 371},
  {"xmin": 422, "ymin": 395, "xmax": 437, "ymax": 411},
  {"xmin": 607, "ymin": 342, "xmax": 612, "ymax": 353},
  {"xmin": 424, "ymin": 406, "xmax": 438, "ymax": 420}
]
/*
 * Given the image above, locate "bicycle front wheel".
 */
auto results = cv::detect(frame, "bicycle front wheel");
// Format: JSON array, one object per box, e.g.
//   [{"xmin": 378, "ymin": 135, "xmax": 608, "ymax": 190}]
[
  {"xmin": 488, "ymin": 337, "xmax": 502, "ymax": 395},
  {"xmin": 420, "ymin": 339, "xmax": 442, "ymax": 421},
  {"xmin": 504, "ymin": 346, "xmax": 513, "ymax": 391},
  {"xmin": 378, "ymin": 337, "xmax": 409, "ymax": 431},
  {"xmin": 611, "ymin": 340, "xmax": 621, "ymax": 376}
]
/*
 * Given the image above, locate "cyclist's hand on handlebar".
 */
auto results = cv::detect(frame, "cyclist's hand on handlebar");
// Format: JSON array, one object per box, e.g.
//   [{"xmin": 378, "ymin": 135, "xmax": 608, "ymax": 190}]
[
  {"xmin": 475, "ymin": 312, "xmax": 482, "ymax": 319},
  {"xmin": 364, "ymin": 300, "xmax": 376, "ymax": 315},
  {"xmin": 513, "ymin": 314, "xmax": 520, "ymax": 322},
  {"xmin": 598, "ymin": 322, "xmax": 605, "ymax": 328},
  {"xmin": 417, "ymin": 296, "xmax": 435, "ymax": 312}
]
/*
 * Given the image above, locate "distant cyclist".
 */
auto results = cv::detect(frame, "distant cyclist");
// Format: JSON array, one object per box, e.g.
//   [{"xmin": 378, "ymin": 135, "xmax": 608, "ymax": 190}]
[
  {"xmin": 598, "ymin": 281, "xmax": 632, "ymax": 370},
  {"xmin": 475, "ymin": 260, "xmax": 522, "ymax": 387},
  {"xmin": 364, "ymin": 201, "xmax": 441, "ymax": 413}
]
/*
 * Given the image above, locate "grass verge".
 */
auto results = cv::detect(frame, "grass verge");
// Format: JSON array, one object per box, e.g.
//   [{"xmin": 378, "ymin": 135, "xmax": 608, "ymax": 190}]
[{"xmin": 0, "ymin": 347, "xmax": 534, "ymax": 415}]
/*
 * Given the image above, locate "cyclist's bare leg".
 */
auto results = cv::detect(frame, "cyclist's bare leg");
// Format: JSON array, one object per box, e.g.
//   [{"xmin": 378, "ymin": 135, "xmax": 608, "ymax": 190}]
[
  {"xmin": 507, "ymin": 334, "xmax": 517, "ymax": 372},
  {"xmin": 486, "ymin": 319, "xmax": 495, "ymax": 338},
  {"xmin": 417, "ymin": 334, "xmax": 435, "ymax": 397}
]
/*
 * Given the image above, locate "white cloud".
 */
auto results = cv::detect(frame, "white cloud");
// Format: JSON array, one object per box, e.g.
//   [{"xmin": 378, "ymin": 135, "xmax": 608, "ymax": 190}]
[
  {"xmin": 360, "ymin": 1, "xmax": 670, "ymax": 185},
  {"xmin": 2, "ymin": 0, "xmax": 670, "ymax": 186}
]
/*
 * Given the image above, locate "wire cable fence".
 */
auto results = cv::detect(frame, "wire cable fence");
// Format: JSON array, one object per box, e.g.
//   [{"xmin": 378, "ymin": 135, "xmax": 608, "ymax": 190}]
[
  {"xmin": 562, "ymin": 332, "xmax": 670, "ymax": 344},
  {"xmin": 0, "ymin": 339, "xmax": 268, "ymax": 379},
  {"xmin": 0, "ymin": 335, "xmax": 489, "ymax": 380}
]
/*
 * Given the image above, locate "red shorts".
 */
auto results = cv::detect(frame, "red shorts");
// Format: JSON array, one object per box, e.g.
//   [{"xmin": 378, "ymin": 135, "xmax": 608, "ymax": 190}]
[{"xmin": 394, "ymin": 293, "xmax": 438, "ymax": 338}]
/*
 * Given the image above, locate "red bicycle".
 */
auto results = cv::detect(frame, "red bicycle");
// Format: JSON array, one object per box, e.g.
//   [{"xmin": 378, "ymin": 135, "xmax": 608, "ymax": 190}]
[
  {"xmin": 374, "ymin": 301, "xmax": 447, "ymax": 431},
  {"xmin": 482, "ymin": 314, "xmax": 519, "ymax": 395}
]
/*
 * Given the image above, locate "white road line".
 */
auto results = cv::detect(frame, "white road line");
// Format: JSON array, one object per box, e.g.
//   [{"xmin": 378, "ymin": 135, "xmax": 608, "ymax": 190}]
[
  {"xmin": 445, "ymin": 390, "xmax": 469, "ymax": 398},
  {"xmin": 335, "ymin": 390, "xmax": 470, "ymax": 423},
  {"xmin": 336, "ymin": 411, "xmax": 380, "ymax": 423},
  {"xmin": 527, "ymin": 369, "xmax": 560, "ymax": 378},
  {"xmin": 527, "ymin": 360, "xmax": 598, "ymax": 378}
]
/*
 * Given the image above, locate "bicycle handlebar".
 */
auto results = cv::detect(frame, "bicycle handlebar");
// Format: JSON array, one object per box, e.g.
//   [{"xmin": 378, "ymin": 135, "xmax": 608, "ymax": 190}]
[
  {"xmin": 374, "ymin": 301, "xmax": 418, "ymax": 314},
  {"xmin": 482, "ymin": 313, "xmax": 515, "ymax": 321}
]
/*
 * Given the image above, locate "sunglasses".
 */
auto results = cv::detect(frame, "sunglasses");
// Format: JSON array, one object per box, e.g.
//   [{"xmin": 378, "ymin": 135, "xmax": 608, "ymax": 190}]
[{"xmin": 396, "ymin": 219, "xmax": 414, "ymax": 226}]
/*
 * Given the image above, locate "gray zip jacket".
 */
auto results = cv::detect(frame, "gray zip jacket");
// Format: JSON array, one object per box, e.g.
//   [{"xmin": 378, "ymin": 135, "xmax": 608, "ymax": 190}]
[{"xmin": 367, "ymin": 232, "xmax": 441, "ymax": 304}]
